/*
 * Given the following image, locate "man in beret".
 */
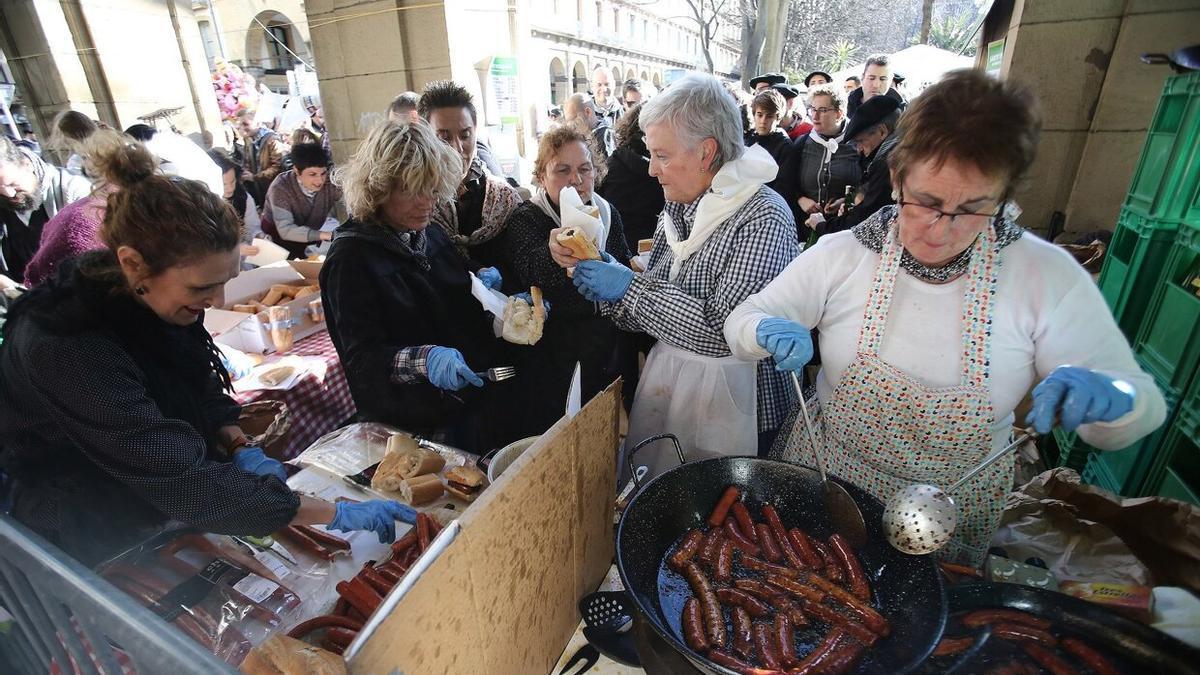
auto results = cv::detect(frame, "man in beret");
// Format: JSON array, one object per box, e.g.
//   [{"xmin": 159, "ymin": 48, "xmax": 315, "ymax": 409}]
[
  {"xmin": 749, "ymin": 72, "xmax": 786, "ymax": 92},
  {"xmin": 804, "ymin": 71, "xmax": 832, "ymax": 87},
  {"xmin": 805, "ymin": 95, "xmax": 902, "ymax": 236},
  {"xmin": 772, "ymin": 83, "xmax": 812, "ymax": 140}
]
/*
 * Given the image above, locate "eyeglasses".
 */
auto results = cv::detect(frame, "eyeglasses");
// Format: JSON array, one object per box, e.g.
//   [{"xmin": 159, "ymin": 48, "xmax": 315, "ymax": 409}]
[
  {"xmin": 805, "ymin": 106, "xmax": 838, "ymax": 116},
  {"xmin": 897, "ymin": 189, "xmax": 1001, "ymax": 228}
]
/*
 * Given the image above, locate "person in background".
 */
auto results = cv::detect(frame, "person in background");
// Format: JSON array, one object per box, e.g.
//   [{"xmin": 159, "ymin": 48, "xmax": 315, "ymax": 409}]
[
  {"xmin": 568, "ymin": 73, "xmax": 799, "ymax": 478},
  {"xmin": 25, "ymin": 131, "xmax": 149, "ymax": 286},
  {"xmin": 124, "ymin": 124, "xmax": 224, "ymax": 197},
  {"xmin": 261, "ymin": 143, "xmax": 342, "ymax": 260},
  {"xmin": 235, "ymin": 109, "xmax": 286, "ymax": 203},
  {"xmin": 774, "ymin": 84, "xmax": 811, "ymax": 140},
  {"xmin": 503, "ymin": 126, "xmax": 632, "ymax": 430},
  {"xmin": 548, "ymin": 106, "xmax": 563, "ymax": 125},
  {"xmin": 0, "ymin": 135, "xmax": 92, "ymax": 282},
  {"xmin": 844, "ymin": 76, "xmax": 861, "ymax": 94},
  {"xmin": 597, "ymin": 103, "xmax": 664, "ymax": 250},
  {"xmin": 207, "ymin": 150, "xmax": 263, "ymax": 263},
  {"xmin": 49, "ymin": 110, "xmax": 99, "ymax": 178},
  {"xmin": 749, "ymin": 72, "xmax": 786, "ymax": 92},
  {"xmin": 563, "ymin": 93, "xmax": 614, "ymax": 180},
  {"xmin": 387, "ymin": 92, "xmax": 421, "ymax": 124},
  {"xmin": 588, "ymin": 68, "xmax": 622, "ymax": 126},
  {"xmin": 306, "ymin": 102, "xmax": 330, "ymax": 154},
  {"xmin": 281, "ymin": 127, "xmax": 321, "ymax": 171},
  {"xmin": 744, "ymin": 89, "xmax": 794, "ymax": 200},
  {"xmin": 622, "ymin": 79, "xmax": 648, "ymax": 111},
  {"xmin": 846, "ymin": 54, "xmax": 906, "ymax": 118},
  {"xmin": 777, "ymin": 83, "xmax": 861, "ymax": 240},
  {"xmin": 804, "ymin": 71, "xmax": 832, "ymax": 88},
  {"xmin": 321, "ymin": 121, "xmax": 531, "ymax": 452},
  {"xmin": 725, "ymin": 69, "xmax": 1166, "ymax": 566},
  {"xmin": 806, "ymin": 96, "xmax": 901, "ymax": 237},
  {"xmin": 892, "ymin": 72, "xmax": 909, "ymax": 101},
  {"xmin": 0, "ymin": 161, "xmax": 414, "ymax": 567},
  {"xmin": 418, "ymin": 80, "xmax": 522, "ymax": 281}
]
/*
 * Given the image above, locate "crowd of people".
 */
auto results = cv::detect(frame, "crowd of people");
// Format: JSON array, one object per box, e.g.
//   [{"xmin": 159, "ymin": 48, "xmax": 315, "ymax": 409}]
[{"xmin": 0, "ymin": 58, "xmax": 1168, "ymax": 566}]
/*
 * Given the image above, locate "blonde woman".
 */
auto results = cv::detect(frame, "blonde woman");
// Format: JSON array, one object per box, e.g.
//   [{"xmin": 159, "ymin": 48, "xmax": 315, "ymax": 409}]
[{"xmin": 321, "ymin": 121, "xmax": 531, "ymax": 451}]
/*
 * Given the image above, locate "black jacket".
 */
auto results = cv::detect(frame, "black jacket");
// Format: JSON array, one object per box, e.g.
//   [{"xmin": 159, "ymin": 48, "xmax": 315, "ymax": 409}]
[
  {"xmin": 777, "ymin": 132, "xmax": 863, "ymax": 239},
  {"xmin": 0, "ymin": 254, "xmax": 298, "ymax": 565},
  {"xmin": 820, "ymin": 134, "xmax": 900, "ymax": 237},
  {"xmin": 597, "ymin": 146, "xmax": 665, "ymax": 249},
  {"xmin": 846, "ymin": 87, "xmax": 907, "ymax": 119},
  {"xmin": 320, "ymin": 219, "xmax": 532, "ymax": 450},
  {"xmin": 745, "ymin": 131, "xmax": 795, "ymax": 202}
]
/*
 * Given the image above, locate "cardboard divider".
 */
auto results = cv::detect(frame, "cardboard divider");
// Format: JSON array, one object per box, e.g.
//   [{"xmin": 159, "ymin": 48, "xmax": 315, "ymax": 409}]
[{"xmin": 348, "ymin": 382, "xmax": 620, "ymax": 674}]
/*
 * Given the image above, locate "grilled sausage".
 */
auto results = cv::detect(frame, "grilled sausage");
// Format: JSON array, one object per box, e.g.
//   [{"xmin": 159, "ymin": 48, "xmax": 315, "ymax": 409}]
[
  {"xmin": 805, "ymin": 572, "xmax": 889, "ymax": 635},
  {"xmin": 731, "ymin": 501, "xmax": 758, "ymax": 543},
  {"xmin": 287, "ymin": 614, "xmax": 365, "ymax": 639},
  {"xmin": 731, "ymin": 607, "xmax": 754, "ymax": 660},
  {"xmin": 1060, "ymin": 637, "xmax": 1120, "ymax": 675},
  {"xmin": 1022, "ymin": 643, "xmax": 1078, "ymax": 675},
  {"xmin": 788, "ymin": 527, "xmax": 824, "ymax": 570},
  {"xmin": 698, "ymin": 528, "xmax": 724, "ymax": 565},
  {"xmin": 991, "ymin": 622, "xmax": 1057, "ymax": 647},
  {"xmin": 811, "ymin": 539, "xmax": 844, "ymax": 582},
  {"xmin": 682, "ymin": 562, "xmax": 727, "ymax": 648},
  {"xmin": 761, "ymin": 505, "xmax": 805, "ymax": 570},
  {"xmin": 707, "ymin": 649, "xmax": 757, "ymax": 673},
  {"xmin": 753, "ymin": 622, "xmax": 782, "ymax": 669},
  {"xmin": 756, "ymin": 523, "xmax": 783, "ymax": 563},
  {"xmin": 733, "ymin": 578, "xmax": 779, "ymax": 600},
  {"xmin": 829, "ymin": 534, "xmax": 869, "ymax": 601},
  {"xmin": 788, "ymin": 626, "xmax": 845, "ymax": 674},
  {"xmin": 800, "ymin": 600, "xmax": 880, "ymax": 647},
  {"xmin": 724, "ymin": 519, "xmax": 762, "ymax": 557},
  {"xmin": 961, "ymin": 609, "xmax": 1051, "ymax": 631},
  {"xmin": 740, "ymin": 554, "xmax": 799, "ymax": 578},
  {"xmin": 768, "ymin": 594, "xmax": 808, "ymax": 626},
  {"xmin": 669, "ymin": 529, "xmax": 705, "ymax": 570},
  {"xmin": 716, "ymin": 587, "xmax": 772, "ymax": 618},
  {"xmin": 932, "ymin": 635, "xmax": 976, "ymax": 657},
  {"xmin": 764, "ymin": 573, "xmax": 826, "ymax": 605},
  {"xmin": 708, "ymin": 486, "xmax": 741, "ymax": 527},
  {"xmin": 775, "ymin": 613, "xmax": 798, "ymax": 667},
  {"xmin": 682, "ymin": 597, "xmax": 710, "ymax": 653},
  {"xmin": 715, "ymin": 538, "xmax": 734, "ymax": 583},
  {"xmin": 822, "ymin": 636, "xmax": 867, "ymax": 675}
]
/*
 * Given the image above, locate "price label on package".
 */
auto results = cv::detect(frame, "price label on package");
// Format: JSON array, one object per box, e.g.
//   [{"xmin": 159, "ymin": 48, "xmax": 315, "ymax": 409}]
[
  {"xmin": 233, "ymin": 574, "xmax": 281, "ymax": 604},
  {"xmin": 253, "ymin": 550, "xmax": 292, "ymax": 579}
]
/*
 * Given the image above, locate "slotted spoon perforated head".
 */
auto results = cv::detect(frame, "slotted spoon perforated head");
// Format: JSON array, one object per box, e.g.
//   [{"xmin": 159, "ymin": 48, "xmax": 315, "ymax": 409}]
[
  {"xmin": 883, "ymin": 484, "xmax": 959, "ymax": 555},
  {"xmin": 579, "ymin": 591, "xmax": 632, "ymax": 632}
]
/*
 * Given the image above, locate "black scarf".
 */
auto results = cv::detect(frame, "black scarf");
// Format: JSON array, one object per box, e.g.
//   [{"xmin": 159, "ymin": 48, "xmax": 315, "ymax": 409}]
[
  {"xmin": 4, "ymin": 251, "xmax": 232, "ymax": 442},
  {"xmin": 851, "ymin": 205, "xmax": 1024, "ymax": 283}
]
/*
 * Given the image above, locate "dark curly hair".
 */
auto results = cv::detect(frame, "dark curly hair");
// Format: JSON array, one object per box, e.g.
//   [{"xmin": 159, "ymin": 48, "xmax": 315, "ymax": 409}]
[{"xmin": 614, "ymin": 102, "xmax": 648, "ymax": 156}]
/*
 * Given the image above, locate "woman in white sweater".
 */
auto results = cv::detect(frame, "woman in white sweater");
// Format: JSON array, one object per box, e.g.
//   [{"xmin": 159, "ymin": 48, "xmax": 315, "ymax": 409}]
[{"xmin": 723, "ymin": 70, "xmax": 1166, "ymax": 566}]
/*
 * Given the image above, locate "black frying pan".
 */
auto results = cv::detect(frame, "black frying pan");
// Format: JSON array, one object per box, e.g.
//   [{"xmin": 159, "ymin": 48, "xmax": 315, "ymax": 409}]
[
  {"xmin": 616, "ymin": 439, "xmax": 947, "ymax": 674},
  {"xmin": 925, "ymin": 582, "xmax": 1200, "ymax": 674}
]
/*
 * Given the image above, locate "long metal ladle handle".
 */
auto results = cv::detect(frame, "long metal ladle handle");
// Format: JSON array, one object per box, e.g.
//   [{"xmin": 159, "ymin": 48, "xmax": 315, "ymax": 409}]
[
  {"xmin": 788, "ymin": 372, "xmax": 830, "ymax": 482},
  {"xmin": 946, "ymin": 429, "xmax": 1036, "ymax": 493}
]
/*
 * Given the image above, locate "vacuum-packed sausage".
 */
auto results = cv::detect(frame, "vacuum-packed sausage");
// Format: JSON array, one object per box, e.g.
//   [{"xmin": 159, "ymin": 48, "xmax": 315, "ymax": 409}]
[
  {"xmin": 287, "ymin": 614, "xmax": 365, "ymax": 639},
  {"xmin": 296, "ymin": 525, "xmax": 351, "ymax": 551}
]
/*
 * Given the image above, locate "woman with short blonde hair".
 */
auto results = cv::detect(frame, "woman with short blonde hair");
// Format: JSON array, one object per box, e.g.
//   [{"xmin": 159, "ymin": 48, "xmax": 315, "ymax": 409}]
[{"xmin": 321, "ymin": 121, "xmax": 529, "ymax": 451}]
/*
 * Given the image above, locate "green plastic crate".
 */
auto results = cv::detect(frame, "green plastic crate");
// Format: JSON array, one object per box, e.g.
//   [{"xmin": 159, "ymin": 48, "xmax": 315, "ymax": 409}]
[
  {"xmin": 1133, "ymin": 223, "xmax": 1200, "ymax": 392},
  {"xmin": 1097, "ymin": 209, "xmax": 1179, "ymax": 340},
  {"xmin": 1143, "ymin": 424, "xmax": 1200, "ymax": 506},
  {"xmin": 1124, "ymin": 72, "xmax": 1200, "ymax": 221},
  {"xmin": 1050, "ymin": 428, "xmax": 1089, "ymax": 471}
]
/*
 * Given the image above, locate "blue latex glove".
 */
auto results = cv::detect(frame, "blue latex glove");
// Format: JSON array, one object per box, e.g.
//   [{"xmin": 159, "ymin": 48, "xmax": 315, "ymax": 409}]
[
  {"xmin": 233, "ymin": 447, "xmax": 288, "ymax": 482},
  {"xmin": 755, "ymin": 317, "xmax": 814, "ymax": 372},
  {"xmin": 328, "ymin": 500, "xmax": 418, "ymax": 543},
  {"xmin": 1027, "ymin": 366, "xmax": 1135, "ymax": 434},
  {"xmin": 427, "ymin": 346, "xmax": 484, "ymax": 391},
  {"xmin": 476, "ymin": 267, "xmax": 502, "ymax": 291},
  {"xmin": 513, "ymin": 291, "xmax": 551, "ymax": 318},
  {"xmin": 573, "ymin": 252, "xmax": 634, "ymax": 302}
]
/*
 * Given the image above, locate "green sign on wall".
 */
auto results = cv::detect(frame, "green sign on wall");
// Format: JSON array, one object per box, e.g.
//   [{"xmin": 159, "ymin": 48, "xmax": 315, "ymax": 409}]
[{"xmin": 986, "ymin": 38, "xmax": 1006, "ymax": 77}]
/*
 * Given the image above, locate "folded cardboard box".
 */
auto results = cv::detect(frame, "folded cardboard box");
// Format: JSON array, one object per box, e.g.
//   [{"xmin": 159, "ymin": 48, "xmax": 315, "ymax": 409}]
[{"xmin": 204, "ymin": 260, "xmax": 324, "ymax": 354}]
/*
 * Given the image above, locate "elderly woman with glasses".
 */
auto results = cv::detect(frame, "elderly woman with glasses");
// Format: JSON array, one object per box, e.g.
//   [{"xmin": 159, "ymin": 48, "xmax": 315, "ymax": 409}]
[
  {"xmin": 568, "ymin": 73, "xmax": 800, "ymax": 479},
  {"xmin": 724, "ymin": 70, "xmax": 1166, "ymax": 566}
]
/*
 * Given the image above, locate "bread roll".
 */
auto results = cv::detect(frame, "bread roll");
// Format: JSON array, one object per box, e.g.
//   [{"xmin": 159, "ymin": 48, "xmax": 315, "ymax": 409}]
[
  {"xmin": 240, "ymin": 634, "xmax": 347, "ymax": 675},
  {"xmin": 293, "ymin": 285, "xmax": 319, "ymax": 299},
  {"xmin": 556, "ymin": 227, "xmax": 601, "ymax": 260},
  {"xmin": 260, "ymin": 288, "xmax": 285, "ymax": 306},
  {"xmin": 232, "ymin": 304, "xmax": 260, "ymax": 314},
  {"xmin": 501, "ymin": 286, "xmax": 545, "ymax": 345},
  {"xmin": 399, "ymin": 473, "xmax": 444, "ymax": 506}
]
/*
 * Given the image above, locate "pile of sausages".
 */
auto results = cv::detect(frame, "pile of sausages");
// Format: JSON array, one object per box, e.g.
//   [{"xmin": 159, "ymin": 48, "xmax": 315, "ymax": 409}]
[
  {"xmin": 286, "ymin": 512, "xmax": 442, "ymax": 655},
  {"xmin": 933, "ymin": 608, "xmax": 1120, "ymax": 675},
  {"xmin": 670, "ymin": 485, "xmax": 889, "ymax": 675}
]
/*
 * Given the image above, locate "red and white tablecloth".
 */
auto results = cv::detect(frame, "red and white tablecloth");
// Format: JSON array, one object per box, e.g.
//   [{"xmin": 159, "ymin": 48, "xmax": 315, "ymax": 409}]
[{"xmin": 232, "ymin": 330, "xmax": 357, "ymax": 459}]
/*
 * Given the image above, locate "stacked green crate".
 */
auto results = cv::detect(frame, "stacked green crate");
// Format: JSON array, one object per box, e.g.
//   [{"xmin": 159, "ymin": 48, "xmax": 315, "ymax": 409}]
[{"xmin": 1141, "ymin": 375, "xmax": 1200, "ymax": 506}]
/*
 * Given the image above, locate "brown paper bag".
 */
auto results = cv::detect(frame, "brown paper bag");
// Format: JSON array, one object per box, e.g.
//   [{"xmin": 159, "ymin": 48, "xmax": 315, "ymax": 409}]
[
  {"xmin": 238, "ymin": 400, "xmax": 291, "ymax": 460},
  {"xmin": 994, "ymin": 469, "xmax": 1200, "ymax": 593}
]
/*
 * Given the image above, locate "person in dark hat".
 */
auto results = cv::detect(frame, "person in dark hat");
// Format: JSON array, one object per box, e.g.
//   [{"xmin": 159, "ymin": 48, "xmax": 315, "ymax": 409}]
[
  {"xmin": 805, "ymin": 95, "xmax": 902, "ymax": 236},
  {"xmin": 749, "ymin": 72, "xmax": 786, "ymax": 92},
  {"xmin": 772, "ymin": 83, "xmax": 812, "ymax": 140},
  {"xmin": 805, "ymin": 71, "xmax": 832, "ymax": 87}
]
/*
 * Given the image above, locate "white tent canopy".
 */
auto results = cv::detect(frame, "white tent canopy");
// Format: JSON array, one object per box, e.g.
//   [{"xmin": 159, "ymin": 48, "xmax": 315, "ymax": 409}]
[{"xmin": 830, "ymin": 44, "xmax": 974, "ymax": 97}]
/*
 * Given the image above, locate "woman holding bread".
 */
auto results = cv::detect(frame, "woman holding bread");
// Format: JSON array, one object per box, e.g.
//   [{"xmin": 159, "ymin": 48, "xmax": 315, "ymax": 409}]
[
  {"xmin": 0, "ymin": 159, "xmax": 413, "ymax": 566},
  {"xmin": 502, "ymin": 125, "xmax": 633, "ymax": 431},
  {"xmin": 568, "ymin": 73, "xmax": 800, "ymax": 480},
  {"xmin": 321, "ymin": 121, "xmax": 533, "ymax": 452}
]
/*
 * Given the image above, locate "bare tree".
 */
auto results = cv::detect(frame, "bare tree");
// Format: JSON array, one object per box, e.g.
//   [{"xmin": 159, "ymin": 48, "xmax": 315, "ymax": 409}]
[
  {"xmin": 738, "ymin": 0, "xmax": 787, "ymax": 82},
  {"xmin": 680, "ymin": 0, "xmax": 731, "ymax": 73},
  {"xmin": 919, "ymin": 0, "xmax": 935, "ymax": 43}
]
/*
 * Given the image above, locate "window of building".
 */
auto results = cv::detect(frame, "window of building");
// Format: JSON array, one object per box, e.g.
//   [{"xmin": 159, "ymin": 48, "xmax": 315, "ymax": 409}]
[
  {"xmin": 628, "ymin": 13, "xmax": 635, "ymax": 37},
  {"xmin": 266, "ymin": 25, "xmax": 293, "ymax": 71},
  {"xmin": 596, "ymin": 1, "xmax": 603, "ymax": 27}
]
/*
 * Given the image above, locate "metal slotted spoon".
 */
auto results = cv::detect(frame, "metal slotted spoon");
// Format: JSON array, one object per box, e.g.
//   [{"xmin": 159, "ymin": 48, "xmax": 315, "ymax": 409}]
[
  {"xmin": 882, "ymin": 429, "xmax": 1038, "ymax": 555},
  {"xmin": 788, "ymin": 372, "xmax": 868, "ymax": 548}
]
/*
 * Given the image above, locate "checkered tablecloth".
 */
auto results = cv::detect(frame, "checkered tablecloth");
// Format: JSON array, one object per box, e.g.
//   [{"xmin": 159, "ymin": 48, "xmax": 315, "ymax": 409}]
[{"xmin": 233, "ymin": 330, "xmax": 357, "ymax": 459}]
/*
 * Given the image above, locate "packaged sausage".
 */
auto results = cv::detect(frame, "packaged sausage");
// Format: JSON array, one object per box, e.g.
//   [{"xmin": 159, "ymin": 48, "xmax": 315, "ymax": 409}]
[{"xmin": 1059, "ymin": 581, "xmax": 1155, "ymax": 623}]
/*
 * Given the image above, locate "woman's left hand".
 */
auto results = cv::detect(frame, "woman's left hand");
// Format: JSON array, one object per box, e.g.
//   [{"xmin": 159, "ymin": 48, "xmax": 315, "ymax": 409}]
[
  {"xmin": 233, "ymin": 447, "xmax": 288, "ymax": 482},
  {"xmin": 476, "ymin": 267, "xmax": 503, "ymax": 291},
  {"xmin": 548, "ymin": 227, "xmax": 585, "ymax": 269},
  {"xmin": 574, "ymin": 253, "xmax": 634, "ymax": 302},
  {"xmin": 1027, "ymin": 366, "xmax": 1136, "ymax": 434}
]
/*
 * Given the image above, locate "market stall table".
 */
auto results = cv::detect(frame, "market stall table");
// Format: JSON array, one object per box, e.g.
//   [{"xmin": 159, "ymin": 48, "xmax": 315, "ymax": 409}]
[{"xmin": 232, "ymin": 330, "xmax": 356, "ymax": 459}]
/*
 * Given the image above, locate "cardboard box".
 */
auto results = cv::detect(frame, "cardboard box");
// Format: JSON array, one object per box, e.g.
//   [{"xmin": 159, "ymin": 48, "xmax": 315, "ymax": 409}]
[
  {"xmin": 347, "ymin": 382, "xmax": 621, "ymax": 674},
  {"xmin": 204, "ymin": 260, "xmax": 325, "ymax": 354}
]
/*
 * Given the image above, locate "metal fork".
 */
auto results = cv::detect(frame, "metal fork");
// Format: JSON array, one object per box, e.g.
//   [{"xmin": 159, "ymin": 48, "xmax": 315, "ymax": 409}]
[{"xmin": 474, "ymin": 366, "xmax": 517, "ymax": 382}]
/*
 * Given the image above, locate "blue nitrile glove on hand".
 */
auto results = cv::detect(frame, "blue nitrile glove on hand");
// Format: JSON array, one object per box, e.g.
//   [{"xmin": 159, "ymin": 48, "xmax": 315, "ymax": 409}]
[
  {"xmin": 328, "ymin": 500, "xmax": 418, "ymax": 543},
  {"xmin": 513, "ymin": 291, "xmax": 552, "ymax": 318},
  {"xmin": 1027, "ymin": 366, "xmax": 1135, "ymax": 434},
  {"xmin": 756, "ymin": 317, "xmax": 814, "ymax": 373},
  {"xmin": 476, "ymin": 267, "xmax": 502, "ymax": 291},
  {"xmin": 233, "ymin": 447, "xmax": 288, "ymax": 482},
  {"xmin": 574, "ymin": 252, "xmax": 634, "ymax": 302},
  {"xmin": 427, "ymin": 346, "xmax": 484, "ymax": 391}
]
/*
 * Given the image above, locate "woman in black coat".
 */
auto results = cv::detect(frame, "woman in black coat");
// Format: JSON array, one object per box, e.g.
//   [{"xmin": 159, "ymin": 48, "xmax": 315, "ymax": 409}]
[
  {"xmin": 596, "ymin": 104, "xmax": 664, "ymax": 251},
  {"xmin": 322, "ymin": 121, "xmax": 540, "ymax": 451}
]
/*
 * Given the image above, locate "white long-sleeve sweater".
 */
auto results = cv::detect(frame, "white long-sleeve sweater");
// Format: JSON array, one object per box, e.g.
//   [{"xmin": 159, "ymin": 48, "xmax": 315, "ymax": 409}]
[{"xmin": 724, "ymin": 230, "xmax": 1167, "ymax": 453}]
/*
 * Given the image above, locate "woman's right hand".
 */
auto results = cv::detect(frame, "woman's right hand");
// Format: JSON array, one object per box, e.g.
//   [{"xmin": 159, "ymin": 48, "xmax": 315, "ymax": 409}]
[
  {"xmin": 548, "ymin": 227, "xmax": 584, "ymax": 269},
  {"xmin": 756, "ymin": 317, "xmax": 813, "ymax": 372},
  {"xmin": 427, "ymin": 346, "xmax": 484, "ymax": 391},
  {"xmin": 798, "ymin": 196, "xmax": 820, "ymax": 214}
]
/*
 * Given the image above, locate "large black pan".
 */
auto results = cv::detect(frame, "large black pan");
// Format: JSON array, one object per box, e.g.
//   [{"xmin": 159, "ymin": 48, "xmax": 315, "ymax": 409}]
[
  {"xmin": 616, "ymin": 439, "xmax": 947, "ymax": 674},
  {"xmin": 926, "ymin": 582, "xmax": 1200, "ymax": 674}
]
